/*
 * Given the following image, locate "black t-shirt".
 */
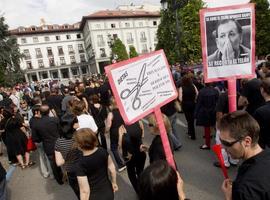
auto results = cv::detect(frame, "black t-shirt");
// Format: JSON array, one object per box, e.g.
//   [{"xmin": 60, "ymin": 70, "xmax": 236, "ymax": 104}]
[
  {"xmin": 253, "ymin": 101, "xmax": 270, "ymax": 148},
  {"xmin": 110, "ymin": 109, "xmax": 124, "ymax": 143},
  {"xmin": 123, "ymin": 122, "xmax": 143, "ymax": 155},
  {"xmin": 241, "ymin": 78, "xmax": 265, "ymax": 115},
  {"xmin": 216, "ymin": 92, "xmax": 229, "ymax": 114},
  {"xmin": 89, "ymin": 104, "xmax": 107, "ymax": 129},
  {"xmin": 161, "ymin": 100, "xmax": 176, "ymax": 117},
  {"xmin": 232, "ymin": 149, "xmax": 270, "ymax": 200},
  {"xmin": 76, "ymin": 148, "xmax": 113, "ymax": 200}
]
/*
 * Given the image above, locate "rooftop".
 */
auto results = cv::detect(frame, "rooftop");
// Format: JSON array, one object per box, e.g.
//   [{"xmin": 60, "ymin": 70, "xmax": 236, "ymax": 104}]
[{"xmin": 9, "ymin": 9, "xmax": 160, "ymax": 36}]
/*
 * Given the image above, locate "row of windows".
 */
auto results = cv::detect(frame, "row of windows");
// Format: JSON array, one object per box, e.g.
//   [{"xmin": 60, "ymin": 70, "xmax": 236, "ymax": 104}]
[
  {"xmin": 23, "ymin": 44, "xmax": 84, "ymax": 59},
  {"xmin": 26, "ymin": 54, "xmax": 86, "ymax": 69},
  {"xmin": 30, "ymin": 66, "xmax": 88, "ymax": 81},
  {"xmin": 94, "ymin": 20, "xmax": 158, "ymax": 29},
  {"xmin": 96, "ymin": 32, "xmax": 155, "ymax": 47},
  {"xmin": 21, "ymin": 34, "xmax": 82, "ymax": 44},
  {"xmin": 96, "ymin": 43, "xmax": 149, "ymax": 59}
]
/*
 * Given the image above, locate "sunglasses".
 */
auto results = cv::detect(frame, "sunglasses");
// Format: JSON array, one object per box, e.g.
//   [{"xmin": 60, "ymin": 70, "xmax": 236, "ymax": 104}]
[{"xmin": 220, "ymin": 137, "xmax": 243, "ymax": 147}]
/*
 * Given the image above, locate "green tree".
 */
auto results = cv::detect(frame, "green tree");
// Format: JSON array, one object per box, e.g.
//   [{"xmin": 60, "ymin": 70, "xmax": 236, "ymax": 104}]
[
  {"xmin": 110, "ymin": 38, "xmax": 129, "ymax": 62},
  {"xmin": 156, "ymin": 0, "xmax": 204, "ymax": 64},
  {"xmin": 129, "ymin": 45, "xmax": 138, "ymax": 58},
  {"xmin": 0, "ymin": 16, "xmax": 23, "ymax": 86},
  {"xmin": 250, "ymin": 0, "xmax": 270, "ymax": 57},
  {"xmin": 179, "ymin": 0, "xmax": 204, "ymax": 63}
]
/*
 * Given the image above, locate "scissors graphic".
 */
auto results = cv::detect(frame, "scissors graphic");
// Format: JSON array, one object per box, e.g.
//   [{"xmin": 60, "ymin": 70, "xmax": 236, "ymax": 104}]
[{"xmin": 120, "ymin": 63, "xmax": 148, "ymax": 110}]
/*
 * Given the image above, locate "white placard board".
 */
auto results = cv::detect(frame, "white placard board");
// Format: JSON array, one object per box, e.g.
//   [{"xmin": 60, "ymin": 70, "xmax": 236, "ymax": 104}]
[{"xmin": 105, "ymin": 50, "xmax": 178, "ymax": 124}]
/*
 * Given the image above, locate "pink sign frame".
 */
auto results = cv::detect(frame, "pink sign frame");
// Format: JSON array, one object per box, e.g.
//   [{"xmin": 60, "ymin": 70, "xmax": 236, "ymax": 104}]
[
  {"xmin": 105, "ymin": 49, "xmax": 178, "ymax": 124},
  {"xmin": 200, "ymin": 3, "xmax": 256, "ymax": 83}
]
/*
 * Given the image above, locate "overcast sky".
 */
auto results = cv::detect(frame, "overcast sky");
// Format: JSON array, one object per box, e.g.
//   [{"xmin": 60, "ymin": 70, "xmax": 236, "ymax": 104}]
[{"xmin": 1, "ymin": 0, "xmax": 250, "ymax": 29}]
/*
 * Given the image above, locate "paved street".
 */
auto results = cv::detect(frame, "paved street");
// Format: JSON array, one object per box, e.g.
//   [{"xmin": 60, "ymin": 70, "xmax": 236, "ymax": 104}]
[{"xmin": 3, "ymin": 113, "xmax": 237, "ymax": 200}]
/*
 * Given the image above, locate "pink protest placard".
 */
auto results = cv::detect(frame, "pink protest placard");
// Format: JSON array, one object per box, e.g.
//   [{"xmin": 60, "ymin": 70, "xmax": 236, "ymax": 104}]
[
  {"xmin": 200, "ymin": 3, "xmax": 255, "ymax": 83},
  {"xmin": 105, "ymin": 50, "xmax": 177, "ymax": 169},
  {"xmin": 105, "ymin": 49, "xmax": 178, "ymax": 125}
]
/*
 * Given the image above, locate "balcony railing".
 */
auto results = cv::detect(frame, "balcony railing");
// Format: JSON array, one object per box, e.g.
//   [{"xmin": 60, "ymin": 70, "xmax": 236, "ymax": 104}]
[
  {"xmin": 24, "ymin": 55, "xmax": 31, "ymax": 60},
  {"xmin": 68, "ymin": 50, "xmax": 75, "ymax": 54},
  {"xmin": 141, "ymin": 49, "xmax": 148, "ymax": 53},
  {"xmin": 100, "ymin": 53, "xmax": 107, "ymax": 58},
  {"xmin": 49, "ymin": 62, "xmax": 55, "ymax": 67},
  {"xmin": 140, "ymin": 37, "xmax": 147, "ymax": 42},
  {"xmin": 97, "ymin": 41, "xmax": 105, "ymax": 47},
  {"xmin": 80, "ymin": 59, "xmax": 86, "ymax": 63},
  {"xmin": 127, "ymin": 39, "xmax": 134, "ymax": 44},
  {"xmin": 78, "ymin": 49, "xmax": 84, "ymax": 53},
  {"xmin": 36, "ymin": 54, "xmax": 43, "ymax": 58},
  {"xmin": 71, "ymin": 60, "xmax": 76, "ymax": 64}
]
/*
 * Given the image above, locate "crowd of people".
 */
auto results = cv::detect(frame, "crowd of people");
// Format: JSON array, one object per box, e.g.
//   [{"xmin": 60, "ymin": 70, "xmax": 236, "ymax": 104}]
[{"xmin": 0, "ymin": 58, "xmax": 269, "ymax": 200}]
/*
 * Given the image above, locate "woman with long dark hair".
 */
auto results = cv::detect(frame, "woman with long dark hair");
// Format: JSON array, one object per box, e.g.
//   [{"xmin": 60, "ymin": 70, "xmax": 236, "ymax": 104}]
[
  {"xmin": 178, "ymin": 75, "xmax": 198, "ymax": 140},
  {"xmin": 55, "ymin": 106, "xmax": 81, "ymax": 199},
  {"xmin": 139, "ymin": 160, "xmax": 186, "ymax": 200}
]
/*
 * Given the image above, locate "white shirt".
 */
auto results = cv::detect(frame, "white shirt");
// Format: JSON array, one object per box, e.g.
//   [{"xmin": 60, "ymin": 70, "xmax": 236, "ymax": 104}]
[{"xmin": 77, "ymin": 114, "xmax": 98, "ymax": 132}]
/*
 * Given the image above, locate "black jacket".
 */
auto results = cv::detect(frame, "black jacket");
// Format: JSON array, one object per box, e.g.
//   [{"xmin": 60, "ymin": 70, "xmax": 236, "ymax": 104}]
[{"xmin": 31, "ymin": 115, "xmax": 60, "ymax": 155}]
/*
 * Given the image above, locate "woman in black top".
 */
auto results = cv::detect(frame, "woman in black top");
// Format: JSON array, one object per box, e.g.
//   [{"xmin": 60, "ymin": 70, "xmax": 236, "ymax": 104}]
[
  {"xmin": 179, "ymin": 75, "xmax": 198, "ymax": 140},
  {"xmin": 55, "ymin": 109, "xmax": 81, "ymax": 199},
  {"xmin": 195, "ymin": 83, "xmax": 219, "ymax": 149},
  {"xmin": 148, "ymin": 114, "xmax": 174, "ymax": 164},
  {"xmin": 106, "ymin": 98, "xmax": 126, "ymax": 171},
  {"xmin": 75, "ymin": 128, "xmax": 118, "ymax": 200},
  {"xmin": 89, "ymin": 94, "xmax": 108, "ymax": 149},
  {"xmin": 119, "ymin": 121, "xmax": 146, "ymax": 193}
]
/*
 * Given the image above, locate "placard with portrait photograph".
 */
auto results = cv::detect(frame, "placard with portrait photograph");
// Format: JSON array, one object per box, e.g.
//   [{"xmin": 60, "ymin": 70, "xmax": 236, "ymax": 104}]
[{"xmin": 200, "ymin": 4, "xmax": 255, "ymax": 82}]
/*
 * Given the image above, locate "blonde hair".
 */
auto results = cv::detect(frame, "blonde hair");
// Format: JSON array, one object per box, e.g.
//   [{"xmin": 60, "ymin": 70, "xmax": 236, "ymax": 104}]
[{"xmin": 148, "ymin": 114, "xmax": 172, "ymax": 134}]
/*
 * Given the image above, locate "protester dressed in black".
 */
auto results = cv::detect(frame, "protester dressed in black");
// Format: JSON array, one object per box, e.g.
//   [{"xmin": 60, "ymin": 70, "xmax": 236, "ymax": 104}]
[
  {"xmin": 120, "ymin": 121, "xmax": 146, "ymax": 193},
  {"xmin": 75, "ymin": 128, "xmax": 118, "ymax": 200},
  {"xmin": 179, "ymin": 75, "xmax": 198, "ymax": 140},
  {"xmin": 106, "ymin": 100, "xmax": 126, "ymax": 171}
]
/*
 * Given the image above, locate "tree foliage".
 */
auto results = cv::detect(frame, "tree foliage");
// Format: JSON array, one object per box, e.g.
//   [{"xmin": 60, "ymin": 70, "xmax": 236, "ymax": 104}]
[
  {"xmin": 110, "ymin": 38, "xmax": 129, "ymax": 62},
  {"xmin": 156, "ymin": 0, "xmax": 204, "ymax": 64},
  {"xmin": 250, "ymin": 0, "xmax": 270, "ymax": 57},
  {"xmin": 0, "ymin": 16, "xmax": 23, "ymax": 86},
  {"xmin": 129, "ymin": 45, "xmax": 138, "ymax": 58},
  {"xmin": 179, "ymin": 0, "xmax": 204, "ymax": 63}
]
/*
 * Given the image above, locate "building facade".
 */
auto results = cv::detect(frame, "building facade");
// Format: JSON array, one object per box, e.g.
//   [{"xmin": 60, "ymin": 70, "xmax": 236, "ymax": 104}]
[
  {"xmin": 81, "ymin": 10, "xmax": 160, "ymax": 73},
  {"xmin": 10, "ymin": 5, "xmax": 161, "ymax": 82}
]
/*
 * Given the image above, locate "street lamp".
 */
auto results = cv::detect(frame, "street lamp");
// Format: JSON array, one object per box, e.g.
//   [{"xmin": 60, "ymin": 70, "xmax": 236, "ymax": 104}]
[{"xmin": 160, "ymin": 0, "xmax": 189, "ymax": 62}]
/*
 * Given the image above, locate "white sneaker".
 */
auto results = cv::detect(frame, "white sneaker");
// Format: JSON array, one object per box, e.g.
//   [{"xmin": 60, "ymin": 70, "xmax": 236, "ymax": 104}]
[{"xmin": 118, "ymin": 166, "xmax": 126, "ymax": 172}]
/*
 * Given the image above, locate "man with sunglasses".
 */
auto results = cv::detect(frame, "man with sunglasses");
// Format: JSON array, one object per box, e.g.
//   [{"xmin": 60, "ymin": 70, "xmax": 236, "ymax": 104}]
[{"xmin": 219, "ymin": 111, "xmax": 270, "ymax": 200}]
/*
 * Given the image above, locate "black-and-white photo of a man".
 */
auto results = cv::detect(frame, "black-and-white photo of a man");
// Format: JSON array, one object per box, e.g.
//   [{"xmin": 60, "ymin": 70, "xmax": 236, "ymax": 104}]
[{"xmin": 208, "ymin": 19, "xmax": 250, "ymax": 64}]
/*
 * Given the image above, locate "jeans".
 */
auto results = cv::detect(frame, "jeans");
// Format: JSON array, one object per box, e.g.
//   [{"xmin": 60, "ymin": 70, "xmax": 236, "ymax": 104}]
[
  {"xmin": 126, "ymin": 152, "xmax": 146, "ymax": 193},
  {"xmin": 36, "ymin": 143, "xmax": 51, "ymax": 178},
  {"xmin": 0, "ymin": 178, "xmax": 6, "ymax": 200},
  {"xmin": 110, "ymin": 142, "xmax": 125, "ymax": 169},
  {"xmin": 47, "ymin": 154, "xmax": 63, "ymax": 185},
  {"xmin": 168, "ymin": 113, "xmax": 182, "ymax": 149}
]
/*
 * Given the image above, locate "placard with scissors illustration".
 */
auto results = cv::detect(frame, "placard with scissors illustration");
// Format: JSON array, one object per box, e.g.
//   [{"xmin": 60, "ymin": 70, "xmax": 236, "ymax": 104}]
[{"xmin": 105, "ymin": 50, "xmax": 177, "ymax": 124}]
